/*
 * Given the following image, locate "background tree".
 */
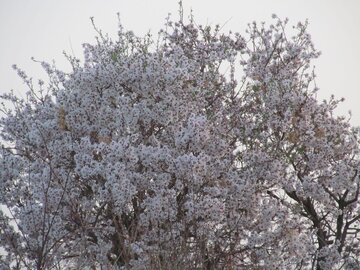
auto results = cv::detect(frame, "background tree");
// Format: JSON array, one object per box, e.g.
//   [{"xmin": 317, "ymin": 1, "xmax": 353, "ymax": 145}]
[{"xmin": 1, "ymin": 8, "xmax": 360, "ymax": 270}]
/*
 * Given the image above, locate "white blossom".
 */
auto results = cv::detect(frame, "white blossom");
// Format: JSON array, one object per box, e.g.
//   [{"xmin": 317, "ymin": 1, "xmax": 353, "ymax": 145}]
[{"xmin": 1, "ymin": 8, "xmax": 360, "ymax": 270}]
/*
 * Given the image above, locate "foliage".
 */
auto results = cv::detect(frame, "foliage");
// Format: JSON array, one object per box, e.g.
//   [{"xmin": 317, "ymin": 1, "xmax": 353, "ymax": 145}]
[{"xmin": 1, "ymin": 8, "xmax": 360, "ymax": 270}]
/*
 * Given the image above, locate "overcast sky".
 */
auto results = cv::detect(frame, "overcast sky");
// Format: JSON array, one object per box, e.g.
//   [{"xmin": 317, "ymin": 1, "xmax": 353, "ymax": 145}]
[{"xmin": 1, "ymin": 0, "xmax": 359, "ymax": 124}]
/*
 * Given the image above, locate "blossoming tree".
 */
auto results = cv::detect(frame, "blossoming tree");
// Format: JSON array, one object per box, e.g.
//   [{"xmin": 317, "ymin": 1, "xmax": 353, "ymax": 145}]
[{"xmin": 1, "ymin": 9, "xmax": 360, "ymax": 270}]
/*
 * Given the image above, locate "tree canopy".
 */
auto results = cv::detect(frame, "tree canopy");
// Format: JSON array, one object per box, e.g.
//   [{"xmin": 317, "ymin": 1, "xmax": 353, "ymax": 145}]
[{"xmin": 1, "ymin": 9, "xmax": 360, "ymax": 270}]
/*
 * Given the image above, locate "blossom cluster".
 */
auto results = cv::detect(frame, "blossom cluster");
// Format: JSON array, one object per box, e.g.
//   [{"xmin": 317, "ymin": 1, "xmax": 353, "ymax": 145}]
[{"xmin": 1, "ymin": 10, "xmax": 360, "ymax": 270}]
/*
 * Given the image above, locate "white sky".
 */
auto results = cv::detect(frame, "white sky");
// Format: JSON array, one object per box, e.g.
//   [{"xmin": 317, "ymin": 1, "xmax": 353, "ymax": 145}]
[{"xmin": 1, "ymin": 0, "xmax": 359, "ymax": 124}]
